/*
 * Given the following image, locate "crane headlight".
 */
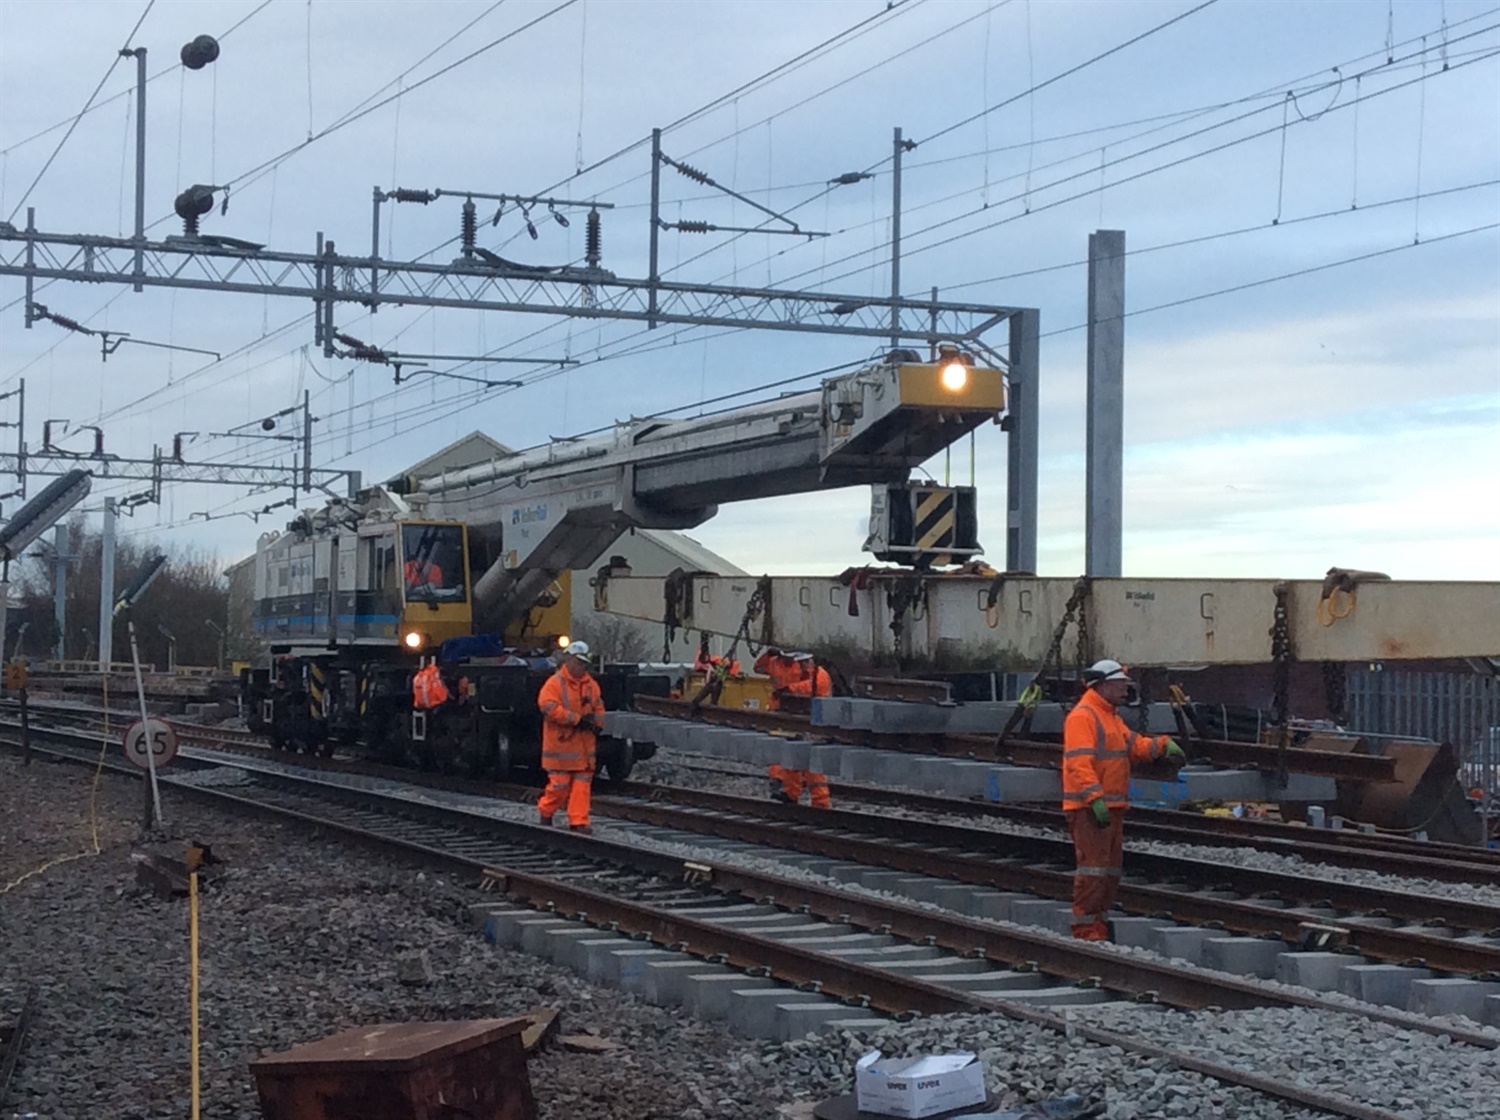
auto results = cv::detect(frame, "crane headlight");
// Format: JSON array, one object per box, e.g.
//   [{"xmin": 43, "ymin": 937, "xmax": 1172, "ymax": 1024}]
[
  {"xmin": 557, "ymin": 634, "xmax": 571, "ymax": 649},
  {"xmin": 940, "ymin": 361, "xmax": 968, "ymax": 392},
  {"xmin": 403, "ymin": 631, "xmax": 424, "ymax": 650}
]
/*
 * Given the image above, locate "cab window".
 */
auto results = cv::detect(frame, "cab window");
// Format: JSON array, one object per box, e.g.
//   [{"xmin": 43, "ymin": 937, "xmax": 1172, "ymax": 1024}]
[{"xmin": 401, "ymin": 524, "xmax": 467, "ymax": 603}]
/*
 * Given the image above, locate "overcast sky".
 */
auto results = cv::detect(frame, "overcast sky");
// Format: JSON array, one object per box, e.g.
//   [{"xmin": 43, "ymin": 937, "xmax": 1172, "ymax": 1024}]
[{"xmin": 1, "ymin": 0, "xmax": 1496, "ymax": 582}]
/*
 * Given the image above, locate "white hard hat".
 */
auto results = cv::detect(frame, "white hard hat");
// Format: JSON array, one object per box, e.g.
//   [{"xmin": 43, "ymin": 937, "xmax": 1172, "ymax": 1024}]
[
  {"xmin": 1084, "ymin": 658, "xmax": 1132, "ymax": 685},
  {"xmin": 565, "ymin": 640, "xmax": 592, "ymax": 659}
]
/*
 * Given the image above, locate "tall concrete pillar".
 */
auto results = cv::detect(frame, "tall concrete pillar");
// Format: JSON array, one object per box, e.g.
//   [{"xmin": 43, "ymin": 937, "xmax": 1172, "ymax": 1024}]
[
  {"xmin": 1006, "ymin": 308, "xmax": 1039, "ymax": 574},
  {"xmin": 1085, "ymin": 229, "xmax": 1125, "ymax": 577}
]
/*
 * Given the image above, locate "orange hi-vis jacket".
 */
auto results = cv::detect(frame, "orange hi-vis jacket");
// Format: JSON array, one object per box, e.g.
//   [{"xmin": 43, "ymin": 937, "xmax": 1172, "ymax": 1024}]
[
  {"xmin": 1060, "ymin": 686, "xmax": 1170, "ymax": 811},
  {"xmin": 538, "ymin": 667, "xmax": 605, "ymax": 772},
  {"xmin": 754, "ymin": 652, "xmax": 804, "ymax": 711},
  {"xmin": 786, "ymin": 665, "xmax": 833, "ymax": 699},
  {"xmin": 412, "ymin": 664, "xmax": 450, "ymax": 710}
]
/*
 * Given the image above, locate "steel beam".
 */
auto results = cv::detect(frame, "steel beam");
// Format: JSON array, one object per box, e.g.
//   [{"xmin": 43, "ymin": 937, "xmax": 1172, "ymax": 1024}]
[
  {"xmin": 0, "ymin": 225, "xmax": 1027, "ymax": 345},
  {"xmin": 602, "ymin": 573, "xmax": 1500, "ymax": 665}
]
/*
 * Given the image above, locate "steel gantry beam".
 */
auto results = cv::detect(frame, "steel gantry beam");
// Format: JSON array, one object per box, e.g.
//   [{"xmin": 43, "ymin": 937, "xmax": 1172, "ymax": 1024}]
[
  {"xmin": 0, "ymin": 216, "xmax": 1024, "ymax": 347},
  {"xmin": 0, "ymin": 450, "xmax": 360, "ymax": 498},
  {"xmin": 0, "ymin": 209, "xmax": 1042, "ymax": 572}
]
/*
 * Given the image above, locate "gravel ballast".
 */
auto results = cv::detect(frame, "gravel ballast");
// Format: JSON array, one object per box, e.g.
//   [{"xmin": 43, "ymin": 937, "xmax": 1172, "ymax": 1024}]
[{"xmin": 7, "ymin": 748, "xmax": 1494, "ymax": 1120}]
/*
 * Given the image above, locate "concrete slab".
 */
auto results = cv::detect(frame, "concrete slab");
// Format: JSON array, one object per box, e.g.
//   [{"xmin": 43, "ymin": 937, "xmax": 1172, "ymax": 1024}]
[
  {"xmin": 1110, "ymin": 917, "xmax": 1170, "ymax": 951},
  {"xmin": 685, "ymin": 973, "xmax": 780, "ymax": 1020},
  {"xmin": 735, "ymin": 923, "xmax": 855, "ymax": 940},
  {"xmin": 823, "ymin": 945, "xmax": 945, "ymax": 963},
  {"xmin": 1275, "ymin": 952, "xmax": 1357, "ymax": 991},
  {"xmin": 643, "ymin": 959, "xmax": 730, "ymax": 1006},
  {"xmin": 823, "ymin": 1018, "xmax": 893, "ymax": 1034},
  {"xmin": 1406, "ymin": 977, "xmax": 1500, "ymax": 1021},
  {"xmin": 706, "ymin": 912, "xmax": 806, "ymax": 929},
  {"xmin": 985, "ymin": 766, "xmax": 1062, "ymax": 803},
  {"xmin": 889, "ymin": 876, "xmax": 948, "ymax": 904},
  {"xmin": 924, "ymin": 971, "xmax": 1059, "ymax": 993},
  {"xmin": 928, "ymin": 884, "xmax": 983, "ymax": 913},
  {"xmin": 775, "ymin": 1001, "xmax": 864, "ymax": 1041},
  {"xmin": 730, "ymin": 987, "xmax": 826, "ymax": 1039},
  {"xmin": 806, "ymin": 743, "xmax": 847, "ymax": 773},
  {"xmin": 1004, "ymin": 898, "xmax": 1072, "ymax": 933},
  {"xmin": 777, "ymin": 739, "xmax": 812, "ymax": 770},
  {"xmin": 1338, "ymin": 963, "xmax": 1435, "ymax": 1008},
  {"xmin": 470, "ymin": 904, "xmax": 528, "ymax": 937},
  {"xmin": 777, "ymin": 933, "xmax": 897, "ymax": 951},
  {"xmin": 856, "ymin": 869, "xmax": 913, "ymax": 893},
  {"xmin": 977, "ymin": 987, "xmax": 1115, "ymax": 1006},
  {"xmin": 513, "ymin": 917, "xmax": 579, "ymax": 955},
  {"xmin": 1150, "ymin": 926, "xmax": 1219, "ymax": 966},
  {"xmin": 1202, "ymin": 937, "xmax": 1287, "ymax": 979},
  {"xmin": 962, "ymin": 891, "xmax": 1033, "ymax": 923},
  {"xmin": 837, "ymin": 749, "xmax": 885, "ymax": 782},
  {"xmin": 941, "ymin": 760, "xmax": 1001, "ymax": 799},
  {"xmin": 542, "ymin": 926, "xmax": 621, "ymax": 968},
  {"xmin": 1486, "ymin": 993, "xmax": 1500, "ymax": 1028},
  {"xmin": 599, "ymin": 948, "xmax": 681, "ymax": 993},
  {"xmin": 478, "ymin": 908, "xmax": 542, "ymax": 946},
  {"xmin": 866, "ymin": 958, "xmax": 994, "ymax": 977}
]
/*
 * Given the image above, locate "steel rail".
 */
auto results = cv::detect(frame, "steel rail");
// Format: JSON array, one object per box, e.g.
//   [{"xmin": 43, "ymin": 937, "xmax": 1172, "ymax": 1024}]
[
  {"xmin": 817, "ymin": 776, "xmax": 1500, "ymax": 876},
  {"xmin": 0, "ymin": 734, "xmax": 1438, "ymax": 1120},
  {"xmin": 635, "ymin": 697, "xmax": 1399, "ymax": 782},
  {"xmin": 4, "ymin": 726, "xmax": 1495, "ymax": 1120},
  {"xmin": 590, "ymin": 785, "xmax": 1500, "ymax": 976}
]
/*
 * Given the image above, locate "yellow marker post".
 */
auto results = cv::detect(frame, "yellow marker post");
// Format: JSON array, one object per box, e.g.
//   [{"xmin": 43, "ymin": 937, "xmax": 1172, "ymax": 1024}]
[{"xmin": 189, "ymin": 869, "xmax": 201, "ymax": 1120}]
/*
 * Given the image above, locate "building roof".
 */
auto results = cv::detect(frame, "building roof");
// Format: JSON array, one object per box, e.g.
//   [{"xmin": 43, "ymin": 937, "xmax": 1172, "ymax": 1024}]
[
  {"xmin": 402, "ymin": 431, "xmax": 514, "ymax": 481},
  {"xmin": 635, "ymin": 528, "xmax": 747, "ymax": 576}
]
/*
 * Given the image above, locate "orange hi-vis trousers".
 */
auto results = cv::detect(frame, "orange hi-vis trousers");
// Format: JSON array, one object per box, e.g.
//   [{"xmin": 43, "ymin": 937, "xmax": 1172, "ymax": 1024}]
[
  {"xmin": 768, "ymin": 764, "xmax": 832, "ymax": 809},
  {"xmin": 539, "ymin": 770, "xmax": 594, "ymax": 828},
  {"xmin": 1066, "ymin": 805, "xmax": 1124, "ymax": 940}
]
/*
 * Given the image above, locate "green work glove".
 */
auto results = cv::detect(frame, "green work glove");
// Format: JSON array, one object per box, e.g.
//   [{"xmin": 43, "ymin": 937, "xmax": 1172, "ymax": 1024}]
[
  {"xmin": 1091, "ymin": 799, "xmax": 1111, "ymax": 829},
  {"xmin": 1162, "ymin": 739, "xmax": 1186, "ymax": 762},
  {"xmin": 1017, "ymin": 683, "xmax": 1042, "ymax": 712}
]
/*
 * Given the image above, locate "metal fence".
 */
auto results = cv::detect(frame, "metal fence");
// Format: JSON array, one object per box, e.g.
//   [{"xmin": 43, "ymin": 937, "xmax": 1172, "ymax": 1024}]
[{"xmin": 1346, "ymin": 668, "xmax": 1500, "ymax": 773}]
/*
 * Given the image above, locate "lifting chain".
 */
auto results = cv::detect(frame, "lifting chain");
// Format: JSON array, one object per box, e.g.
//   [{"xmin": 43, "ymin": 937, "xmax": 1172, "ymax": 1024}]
[
  {"xmin": 1269, "ymin": 582, "xmax": 1293, "ymax": 779},
  {"xmin": 662, "ymin": 567, "xmax": 696, "ymax": 661},
  {"xmin": 727, "ymin": 575, "xmax": 773, "ymax": 662},
  {"xmin": 999, "ymin": 576, "xmax": 1092, "ymax": 747},
  {"xmin": 1322, "ymin": 661, "xmax": 1348, "ymax": 727}
]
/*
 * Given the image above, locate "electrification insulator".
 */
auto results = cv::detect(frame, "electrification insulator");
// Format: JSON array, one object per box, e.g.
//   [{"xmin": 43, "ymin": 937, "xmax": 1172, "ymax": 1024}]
[
  {"xmin": 676, "ymin": 220, "xmax": 713, "ymax": 234},
  {"xmin": 673, "ymin": 161, "xmax": 712, "ymax": 185},
  {"xmin": 175, "ymin": 185, "xmax": 216, "ymax": 237},
  {"xmin": 460, "ymin": 199, "xmax": 478, "ymax": 253},
  {"xmin": 180, "ymin": 34, "xmax": 220, "ymax": 71},
  {"xmin": 48, "ymin": 310, "xmax": 86, "ymax": 332},
  {"xmin": 391, "ymin": 188, "xmax": 436, "ymax": 204},
  {"xmin": 585, "ymin": 207, "xmax": 602, "ymax": 268}
]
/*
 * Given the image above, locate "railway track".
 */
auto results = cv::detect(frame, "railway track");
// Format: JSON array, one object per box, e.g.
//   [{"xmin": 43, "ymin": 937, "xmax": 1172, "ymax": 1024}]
[
  {"xmin": 9, "ymin": 701, "xmax": 1499, "ymax": 972},
  {"xmin": 0, "ymin": 723, "xmax": 1473, "ymax": 1120}
]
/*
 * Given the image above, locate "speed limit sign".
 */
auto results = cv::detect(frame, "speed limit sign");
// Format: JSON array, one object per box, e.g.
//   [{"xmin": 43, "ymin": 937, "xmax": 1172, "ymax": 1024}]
[{"xmin": 123, "ymin": 718, "xmax": 179, "ymax": 770}]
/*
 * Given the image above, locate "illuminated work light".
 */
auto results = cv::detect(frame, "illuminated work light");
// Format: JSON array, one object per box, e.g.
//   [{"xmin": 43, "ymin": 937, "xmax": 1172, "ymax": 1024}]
[
  {"xmin": 403, "ymin": 631, "xmax": 424, "ymax": 650},
  {"xmin": 940, "ymin": 362, "xmax": 968, "ymax": 391}
]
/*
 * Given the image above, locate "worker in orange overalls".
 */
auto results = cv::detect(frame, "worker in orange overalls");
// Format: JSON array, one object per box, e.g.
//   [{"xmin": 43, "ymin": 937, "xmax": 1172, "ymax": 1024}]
[
  {"xmin": 1062, "ymin": 659, "xmax": 1184, "ymax": 940},
  {"xmin": 411, "ymin": 662, "xmax": 450, "ymax": 709},
  {"xmin": 758, "ymin": 648, "xmax": 834, "ymax": 809},
  {"xmin": 404, "ymin": 556, "xmax": 444, "ymax": 590},
  {"xmin": 537, "ymin": 641, "xmax": 606, "ymax": 832}
]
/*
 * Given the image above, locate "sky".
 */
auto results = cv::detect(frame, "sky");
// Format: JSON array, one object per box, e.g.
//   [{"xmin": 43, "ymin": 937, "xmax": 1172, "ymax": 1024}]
[{"xmin": 0, "ymin": 0, "xmax": 1496, "ymax": 583}]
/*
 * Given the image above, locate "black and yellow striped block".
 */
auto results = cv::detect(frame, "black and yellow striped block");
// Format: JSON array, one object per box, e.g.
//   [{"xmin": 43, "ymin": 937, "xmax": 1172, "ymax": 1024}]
[{"xmin": 308, "ymin": 663, "xmax": 327, "ymax": 721}]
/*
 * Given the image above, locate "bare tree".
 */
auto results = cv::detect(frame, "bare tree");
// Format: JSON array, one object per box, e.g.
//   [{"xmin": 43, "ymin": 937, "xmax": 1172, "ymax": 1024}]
[{"xmin": 570, "ymin": 614, "xmax": 654, "ymax": 664}]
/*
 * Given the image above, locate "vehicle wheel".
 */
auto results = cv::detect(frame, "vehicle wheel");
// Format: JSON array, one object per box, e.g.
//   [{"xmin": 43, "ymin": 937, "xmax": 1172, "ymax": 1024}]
[{"xmin": 603, "ymin": 737, "xmax": 635, "ymax": 783}]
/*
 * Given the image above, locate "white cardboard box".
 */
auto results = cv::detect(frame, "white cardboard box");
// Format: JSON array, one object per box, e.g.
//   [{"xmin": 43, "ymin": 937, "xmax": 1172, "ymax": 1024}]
[{"xmin": 854, "ymin": 1050, "xmax": 986, "ymax": 1118}]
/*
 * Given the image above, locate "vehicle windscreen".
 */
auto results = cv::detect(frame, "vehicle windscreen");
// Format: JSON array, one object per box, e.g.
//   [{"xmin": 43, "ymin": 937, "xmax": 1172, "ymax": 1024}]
[{"xmin": 401, "ymin": 523, "xmax": 467, "ymax": 603}]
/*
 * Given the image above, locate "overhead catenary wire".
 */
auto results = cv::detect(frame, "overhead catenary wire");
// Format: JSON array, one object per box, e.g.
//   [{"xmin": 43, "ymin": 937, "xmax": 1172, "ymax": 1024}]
[{"xmin": 4, "ymin": 0, "xmax": 156, "ymax": 224}]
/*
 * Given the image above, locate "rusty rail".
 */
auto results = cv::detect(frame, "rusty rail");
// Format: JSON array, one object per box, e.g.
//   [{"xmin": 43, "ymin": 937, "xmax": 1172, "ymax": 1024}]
[
  {"xmin": 635, "ymin": 696, "xmax": 1398, "ymax": 781},
  {"xmin": 598, "ymin": 785, "xmax": 1500, "ymax": 976}
]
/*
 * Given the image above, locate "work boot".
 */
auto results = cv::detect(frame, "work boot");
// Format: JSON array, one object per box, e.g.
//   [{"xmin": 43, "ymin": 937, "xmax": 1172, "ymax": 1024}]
[
  {"xmin": 768, "ymin": 780, "xmax": 794, "ymax": 804},
  {"xmin": 537, "ymin": 811, "xmax": 551, "ymax": 827},
  {"xmin": 569, "ymin": 824, "xmax": 593, "ymax": 835}
]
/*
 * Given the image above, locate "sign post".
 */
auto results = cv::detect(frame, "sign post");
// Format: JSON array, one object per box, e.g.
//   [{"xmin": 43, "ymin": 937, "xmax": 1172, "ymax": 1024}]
[{"xmin": 123, "ymin": 716, "xmax": 179, "ymax": 830}]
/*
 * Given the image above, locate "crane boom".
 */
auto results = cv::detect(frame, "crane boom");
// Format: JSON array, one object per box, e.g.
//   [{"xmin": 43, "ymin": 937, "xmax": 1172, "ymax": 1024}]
[{"xmin": 397, "ymin": 354, "xmax": 1005, "ymax": 627}]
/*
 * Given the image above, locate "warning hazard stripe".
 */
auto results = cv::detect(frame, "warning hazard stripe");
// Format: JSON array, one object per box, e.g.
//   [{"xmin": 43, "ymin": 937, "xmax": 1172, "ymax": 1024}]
[{"xmin": 914, "ymin": 488, "xmax": 955, "ymax": 551}]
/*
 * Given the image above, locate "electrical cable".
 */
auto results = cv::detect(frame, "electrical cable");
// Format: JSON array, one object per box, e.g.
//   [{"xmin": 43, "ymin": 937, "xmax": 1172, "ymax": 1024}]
[
  {"xmin": 5, "ymin": 0, "xmax": 156, "ymax": 223},
  {"xmin": 1036, "ymin": 220, "xmax": 1500, "ymax": 340},
  {"xmin": 0, "ymin": 0, "xmax": 273, "ymax": 160}
]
